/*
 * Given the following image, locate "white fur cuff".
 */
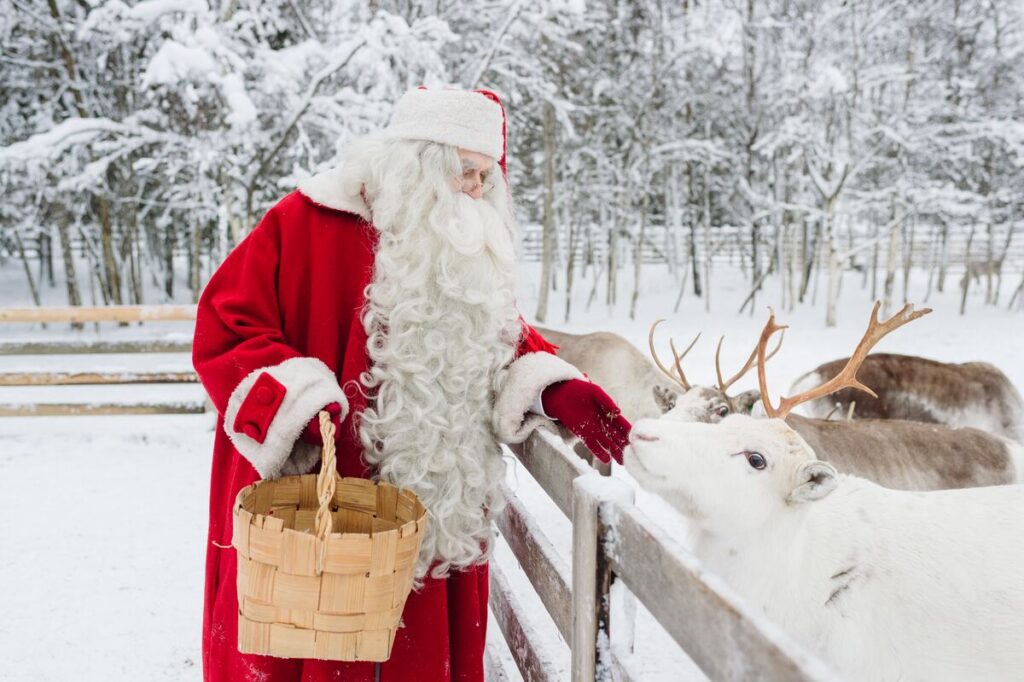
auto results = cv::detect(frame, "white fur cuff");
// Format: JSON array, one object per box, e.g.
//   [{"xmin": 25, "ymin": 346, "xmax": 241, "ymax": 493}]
[
  {"xmin": 224, "ymin": 357, "xmax": 348, "ymax": 480},
  {"xmin": 493, "ymin": 352, "xmax": 584, "ymax": 444}
]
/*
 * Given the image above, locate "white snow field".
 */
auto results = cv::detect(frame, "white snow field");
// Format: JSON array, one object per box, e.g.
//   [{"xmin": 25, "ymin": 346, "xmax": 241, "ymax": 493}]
[
  {"xmin": 0, "ymin": 414, "xmax": 213, "ymax": 681},
  {"xmin": 0, "ymin": 264, "xmax": 1021, "ymax": 681}
]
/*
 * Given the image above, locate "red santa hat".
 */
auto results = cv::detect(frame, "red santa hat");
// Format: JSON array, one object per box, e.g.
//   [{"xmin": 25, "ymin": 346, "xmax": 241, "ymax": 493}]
[{"xmin": 384, "ymin": 87, "xmax": 508, "ymax": 175}]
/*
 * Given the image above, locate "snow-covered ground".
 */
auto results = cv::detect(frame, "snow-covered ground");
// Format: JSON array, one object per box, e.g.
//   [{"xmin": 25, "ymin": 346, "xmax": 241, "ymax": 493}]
[
  {"xmin": 0, "ymin": 263, "xmax": 1020, "ymax": 681},
  {"xmin": 0, "ymin": 414, "xmax": 212, "ymax": 681}
]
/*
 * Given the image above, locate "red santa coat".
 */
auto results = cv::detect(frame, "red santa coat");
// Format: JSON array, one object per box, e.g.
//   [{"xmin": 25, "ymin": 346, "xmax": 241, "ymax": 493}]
[{"xmin": 193, "ymin": 175, "xmax": 583, "ymax": 682}]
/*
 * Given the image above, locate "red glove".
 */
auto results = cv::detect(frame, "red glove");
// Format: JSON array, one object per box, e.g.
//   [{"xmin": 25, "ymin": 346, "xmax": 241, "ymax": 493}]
[
  {"xmin": 541, "ymin": 379, "xmax": 632, "ymax": 464},
  {"xmin": 300, "ymin": 402, "xmax": 343, "ymax": 447}
]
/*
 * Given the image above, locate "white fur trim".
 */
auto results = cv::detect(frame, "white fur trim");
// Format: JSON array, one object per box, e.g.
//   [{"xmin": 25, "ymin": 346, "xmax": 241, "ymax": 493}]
[
  {"xmin": 494, "ymin": 352, "xmax": 584, "ymax": 444},
  {"xmin": 383, "ymin": 89, "xmax": 504, "ymax": 160},
  {"xmin": 296, "ymin": 166, "xmax": 372, "ymax": 218},
  {"xmin": 224, "ymin": 357, "xmax": 348, "ymax": 480}
]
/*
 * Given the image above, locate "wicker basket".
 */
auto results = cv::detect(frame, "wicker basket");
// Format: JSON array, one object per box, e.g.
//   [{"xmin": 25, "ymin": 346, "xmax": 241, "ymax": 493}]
[{"xmin": 232, "ymin": 411, "xmax": 427, "ymax": 661}]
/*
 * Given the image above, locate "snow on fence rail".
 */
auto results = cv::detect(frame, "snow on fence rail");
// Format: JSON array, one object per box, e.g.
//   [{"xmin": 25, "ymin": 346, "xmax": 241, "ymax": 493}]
[{"xmin": 498, "ymin": 430, "xmax": 838, "ymax": 681}]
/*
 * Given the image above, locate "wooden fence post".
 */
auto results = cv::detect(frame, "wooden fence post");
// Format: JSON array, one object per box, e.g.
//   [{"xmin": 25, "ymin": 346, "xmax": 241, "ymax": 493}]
[{"xmin": 572, "ymin": 474, "xmax": 633, "ymax": 682}]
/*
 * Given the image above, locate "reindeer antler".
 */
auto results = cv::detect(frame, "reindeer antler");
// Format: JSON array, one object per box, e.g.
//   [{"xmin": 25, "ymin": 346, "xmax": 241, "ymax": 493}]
[
  {"xmin": 757, "ymin": 301, "xmax": 932, "ymax": 419},
  {"xmin": 714, "ymin": 331, "xmax": 784, "ymax": 393},
  {"xmin": 648, "ymin": 319, "xmax": 700, "ymax": 392}
]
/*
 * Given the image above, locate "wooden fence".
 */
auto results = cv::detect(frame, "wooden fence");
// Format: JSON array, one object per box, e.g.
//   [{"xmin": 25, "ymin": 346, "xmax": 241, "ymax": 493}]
[
  {"xmin": 520, "ymin": 222, "xmax": 1024, "ymax": 274},
  {"xmin": 493, "ymin": 430, "xmax": 839, "ymax": 681},
  {"xmin": 0, "ymin": 304, "xmax": 197, "ymax": 324},
  {"xmin": 0, "ymin": 305, "xmax": 202, "ymax": 416}
]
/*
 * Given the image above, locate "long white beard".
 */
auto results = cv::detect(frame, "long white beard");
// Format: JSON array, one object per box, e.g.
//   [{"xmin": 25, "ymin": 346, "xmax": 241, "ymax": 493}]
[{"xmin": 358, "ymin": 161, "xmax": 521, "ymax": 580}]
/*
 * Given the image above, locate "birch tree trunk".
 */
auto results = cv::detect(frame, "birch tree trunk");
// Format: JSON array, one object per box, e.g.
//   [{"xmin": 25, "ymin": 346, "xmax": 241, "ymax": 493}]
[
  {"xmin": 824, "ymin": 200, "xmax": 841, "ymax": 327},
  {"xmin": 15, "ymin": 231, "xmax": 42, "ymax": 309},
  {"xmin": 56, "ymin": 211, "xmax": 82, "ymax": 327},
  {"xmin": 936, "ymin": 220, "xmax": 950, "ymax": 293},
  {"xmin": 535, "ymin": 101, "xmax": 557, "ymax": 323},
  {"xmin": 606, "ymin": 220, "xmax": 618, "ymax": 309},
  {"xmin": 799, "ymin": 220, "xmax": 819, "ymax": 303},
  {"xmin": 630, "ymin": 192, "xmax": 649, "ymax": 320},
  {"xmin": 960, "ymin": 227, "xmax": 976, "ymax": 315},
  {"xmin": 564, "ymin": 212, "xmax": 579, "ymax": 323},
  {"xmin": 901, "ymin": 215, "xmax": 915, "ymax": 304},
  {"xmin": 687, "ymin": 163, "xmax": 702, "ymax": 297},
  {"xmin": 702, "ymin": 156, "xmax": 712, "ymax": 312},
  {"xmin": 870, "ymin": 222, "xmax": 880, "ymax": 300},
  {"xmin": 992, "ymin": 219, "xmax": 1015, "ymax": 305},
  {"xmin": 164, "ymin": 223, "xmax": 175, "ymax": 300},
  {"xmin": 190, "ymin": 224, "xmax": 203, "ymax": 303},
  {"xmin": 882, "ymin": 222, "xmax": 900, "ymax": 316}
]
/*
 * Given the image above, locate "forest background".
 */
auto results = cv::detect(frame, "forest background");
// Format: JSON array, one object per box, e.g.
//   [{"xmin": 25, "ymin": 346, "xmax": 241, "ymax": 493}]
[{"xmin": 2, "ymin": 0, "xmax": 1023, "ymax": 326}]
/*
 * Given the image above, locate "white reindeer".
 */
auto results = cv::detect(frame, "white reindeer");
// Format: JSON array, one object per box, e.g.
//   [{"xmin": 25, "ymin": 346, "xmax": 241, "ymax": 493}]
[{"xmin": 626, "ymin": 309, "xmax": 1024, "ymax": 680}]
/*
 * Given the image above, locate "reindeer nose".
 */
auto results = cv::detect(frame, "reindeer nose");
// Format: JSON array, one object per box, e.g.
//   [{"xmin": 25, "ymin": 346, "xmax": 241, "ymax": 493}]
[{"xmin": 631, "ymin": 430, "xmax": 660, "ymax": 443}]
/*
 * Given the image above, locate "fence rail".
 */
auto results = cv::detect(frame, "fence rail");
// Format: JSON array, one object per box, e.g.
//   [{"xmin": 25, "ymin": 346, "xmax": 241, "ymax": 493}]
[
  {"xmin": 0, "ymin": 371, "xmax": 197, "ymax": 386},
  {"xmin": 0, "ymin": 304, "xmax": 197, "ymax": 323},
  {"xmin": 0, "ymin": 338, "xmax": 192, "ymax": 355},
  {"xmin": 0, "ymin": 305, "xmax": 201, "ymax": 416}
]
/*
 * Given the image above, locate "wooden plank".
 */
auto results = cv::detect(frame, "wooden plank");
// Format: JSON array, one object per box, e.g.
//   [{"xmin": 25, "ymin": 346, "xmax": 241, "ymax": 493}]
[
  {"xmin": 489, "ymin": 559, "xmax": 560, "ymax": 682},
  {"xmin": 496, "ymin": 486, "xmax": 572, "ymax": 641},
  {"xmin": 572, "ymin": 476, "xmax": 602, "ymax": 682},
  {"xmin": 510, "ymin": 431, "xmax": 592, "ymax": 519},
  {"xmin": 0, "ymin": 339, "xmax": 192, "ymax": 355},
  {"xmin": 0, "ymin": 402, "xmax": 206, "ymax": 417},
  {"xmin": 0, "ymin": 371, "xmax": 198, "ymax": 386},
  {"xmin": 0, "ymin": 305, "xmax": 197, "ymax": 323},
  {"xmin": 571, "ymin": 476, "xmax": 632, "ymax": 682},
  {"xmin": 606, "ymin": 505, "xmax": 839, "ymax": 682}
]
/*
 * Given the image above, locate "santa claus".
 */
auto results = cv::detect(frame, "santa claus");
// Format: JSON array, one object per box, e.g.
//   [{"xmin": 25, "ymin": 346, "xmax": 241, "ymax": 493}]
[{"xmin": 193, "ymin": 87, "xmax": 631, "ymax": 681}]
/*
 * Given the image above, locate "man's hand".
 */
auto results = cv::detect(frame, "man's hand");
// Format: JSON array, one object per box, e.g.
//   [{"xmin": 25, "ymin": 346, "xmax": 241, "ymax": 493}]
[
  {"xmin": 541, "ymin": 379, "xmax": 632, "ymax": 464},
  {"xmin": 300, "ymin": 402, "xmax": 343, "ymax": 447}
]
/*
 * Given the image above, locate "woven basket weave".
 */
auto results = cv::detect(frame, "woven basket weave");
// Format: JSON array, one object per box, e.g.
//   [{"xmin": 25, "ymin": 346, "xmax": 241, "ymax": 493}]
[{"xmin": 232, "ymin": 411, "xmax": 427, "ymax": 661}]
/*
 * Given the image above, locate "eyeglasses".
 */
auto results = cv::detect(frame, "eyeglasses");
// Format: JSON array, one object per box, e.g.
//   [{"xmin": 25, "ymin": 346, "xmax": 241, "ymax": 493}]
[{"xmin": 456, "ymin": 167, "xmax": 496, "ymax": 195}]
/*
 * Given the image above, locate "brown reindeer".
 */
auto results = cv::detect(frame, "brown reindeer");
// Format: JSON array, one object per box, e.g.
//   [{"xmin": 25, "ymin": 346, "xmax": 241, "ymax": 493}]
[
  {"xmin": 540, "ymin": 318, "xmax": 1023, "ymax": 490},
  {"xmin": 791, "ymin": 353, "xmax": 1024, "ymax": 442},
  {"xmin": 536, "ymin": 324, "xmax": 780, "ymax": 423},
  {"xmin": 533, "ymin": 326, "xmax": 681, "ymax": 422}
]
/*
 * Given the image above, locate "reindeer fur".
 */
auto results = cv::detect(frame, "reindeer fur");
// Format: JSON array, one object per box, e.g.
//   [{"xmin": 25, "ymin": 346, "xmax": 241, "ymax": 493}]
[{"xmin": 627, "ymin": 415, "xmax": 1024, "ymax": 681}]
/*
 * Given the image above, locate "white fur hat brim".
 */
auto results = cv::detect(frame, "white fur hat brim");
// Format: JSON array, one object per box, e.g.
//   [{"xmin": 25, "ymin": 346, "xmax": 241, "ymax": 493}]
[{"xmin": 383, "ymin": 88, "xmax": 505, "ymax": 161}]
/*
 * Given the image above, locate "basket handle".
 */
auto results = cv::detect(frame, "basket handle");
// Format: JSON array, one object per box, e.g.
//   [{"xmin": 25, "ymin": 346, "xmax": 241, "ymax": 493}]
[{"xmin": 314, "ymin": 410, "xmax": 337, "ymax": 574}]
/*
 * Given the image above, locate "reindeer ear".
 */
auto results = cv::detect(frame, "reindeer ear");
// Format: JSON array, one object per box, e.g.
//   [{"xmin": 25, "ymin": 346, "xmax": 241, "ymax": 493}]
[
  {"xmin": 734, "ymin": 389, "xmax": 761, "ymax": 414},
  {"xmin": 787, "ymin": 461, "xmax": 837, "ymax": 503},
  {"xmin": 652, "ymin": 386, "xmax": 678, "ymax": 413}
]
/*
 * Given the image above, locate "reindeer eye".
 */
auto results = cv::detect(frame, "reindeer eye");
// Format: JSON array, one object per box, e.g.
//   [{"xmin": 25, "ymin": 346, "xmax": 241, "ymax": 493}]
[{"xmin": 745, "ymin": 452, "xmax": 767, "ymax": 470}]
